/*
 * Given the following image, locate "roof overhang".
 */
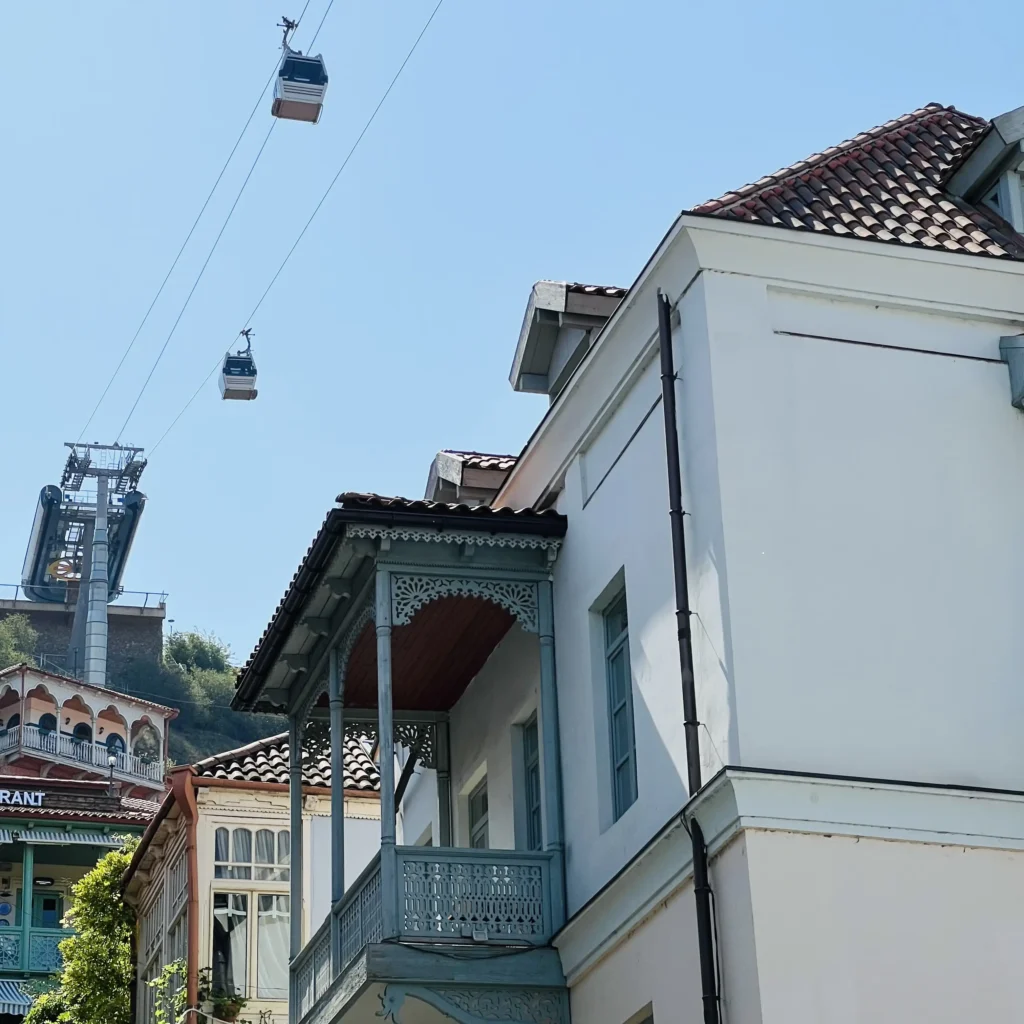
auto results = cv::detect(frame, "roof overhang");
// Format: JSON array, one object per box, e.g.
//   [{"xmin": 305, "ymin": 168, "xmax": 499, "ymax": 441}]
[
  {"xmin": 234, "ymin": 496, "xmax": 566, "ymax": 714},
  {"xmin": 509, "ymin": 281, "xmax": 624, "ymax": 394}
]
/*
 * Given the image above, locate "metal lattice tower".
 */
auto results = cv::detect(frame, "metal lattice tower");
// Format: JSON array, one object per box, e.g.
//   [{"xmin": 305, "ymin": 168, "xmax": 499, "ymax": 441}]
[{"xmin": 59, "ymin": 444, "xmax": 147, "ymax": 686}]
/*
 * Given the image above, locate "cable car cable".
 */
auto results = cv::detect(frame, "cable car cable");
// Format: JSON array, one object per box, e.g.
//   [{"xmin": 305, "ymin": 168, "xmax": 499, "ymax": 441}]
[
  {"xmin": 244, "ymin": 0, "xmax": 445, "ymax": 329},
  {"xmin": 114, "ymin": 122, "xmax": 278, "ymax": 441},
  {"xmin": 77, "ymin": 0, "xmax": 315, "ymax": 443},
  {"xmin": 115, "ymin": 3, "xmax": 336, "ymax": 441},
  {"xmin": 147, "ymin": 0, "xmax": 446, "ymax": 456}
]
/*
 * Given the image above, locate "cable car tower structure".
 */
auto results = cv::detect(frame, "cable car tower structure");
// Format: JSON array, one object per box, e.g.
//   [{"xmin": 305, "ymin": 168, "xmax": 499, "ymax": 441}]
[{"xmin": 21, "ymin": 443, "xmax": 147, "ymax": 686}]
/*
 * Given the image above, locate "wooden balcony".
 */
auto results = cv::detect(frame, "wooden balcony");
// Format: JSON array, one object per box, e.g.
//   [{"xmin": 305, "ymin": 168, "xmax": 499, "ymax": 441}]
[
  {"xmin": 0, "ymin": 925, "xmax": 72, "ymax": 974},
  {"xmin": 0, "ymin": 725, "xmax": 164, "ymax": 786},
  {"xmin": 231, "ymin": 495, "xmax": 571, "ymax": 1023},
  {"xmin": 292, "ymin": 847, "xmax": 562, "ymax": 1022}
]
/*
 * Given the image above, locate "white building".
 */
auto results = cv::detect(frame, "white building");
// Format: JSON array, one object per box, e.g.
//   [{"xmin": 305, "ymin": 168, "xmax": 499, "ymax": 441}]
[
  {"xmin": 235, "ymin": 101, "xmax": 1024, "ymax": 1024},
  {"xmin": 124, "ymin": 733, "xmax": 380, "ymax": 1024}
]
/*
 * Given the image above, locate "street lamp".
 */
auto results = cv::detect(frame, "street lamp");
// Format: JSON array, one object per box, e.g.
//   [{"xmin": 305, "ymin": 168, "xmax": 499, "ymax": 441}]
[{"xmin": 107, "ymin": 753, "xmax": 117, "ymax": 796}]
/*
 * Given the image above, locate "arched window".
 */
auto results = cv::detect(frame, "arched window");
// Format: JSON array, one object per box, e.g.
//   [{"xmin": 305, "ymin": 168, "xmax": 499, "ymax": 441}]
[
  {"xmin": 106, "ymin": 734, "xmax": 125, "ymax": 754},
  {"xmin": 37, "ymin": 714, "xmax": 56, "ymax": 735},
  {"xmin": 72, "ymin": 723, "xmax": 92, "ymax": 743},
  {"xmin": 5, "ymin": 715, "xmax": 19, "ymax": 730}
]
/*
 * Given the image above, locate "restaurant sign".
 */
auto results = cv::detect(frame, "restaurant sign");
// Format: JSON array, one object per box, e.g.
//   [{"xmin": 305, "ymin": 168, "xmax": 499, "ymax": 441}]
[{"xmin": 0, "ymin": 791, "xmax": 45, "ymax": 807}]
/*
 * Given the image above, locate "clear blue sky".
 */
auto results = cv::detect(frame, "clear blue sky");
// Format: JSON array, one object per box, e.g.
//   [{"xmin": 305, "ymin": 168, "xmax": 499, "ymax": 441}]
[{"xmin": 3, "ymin": 0, "xmax": 1021, "ymax": 662}]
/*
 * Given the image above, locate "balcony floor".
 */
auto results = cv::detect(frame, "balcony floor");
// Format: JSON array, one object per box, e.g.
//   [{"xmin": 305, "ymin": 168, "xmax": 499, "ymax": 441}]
[{"xmin": 301, "ymin": 943, "xmax": 568, "ymax": 1024}]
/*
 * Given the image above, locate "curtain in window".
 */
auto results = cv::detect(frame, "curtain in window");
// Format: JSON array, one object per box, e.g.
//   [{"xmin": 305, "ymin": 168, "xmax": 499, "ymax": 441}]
[
  {"xmin": 256, "ymin": 895, "xmax": 290, "ymax": 1000},
  {"xmin": 212, "ymin": 893, "xmax": 248, "ymax": 997}
]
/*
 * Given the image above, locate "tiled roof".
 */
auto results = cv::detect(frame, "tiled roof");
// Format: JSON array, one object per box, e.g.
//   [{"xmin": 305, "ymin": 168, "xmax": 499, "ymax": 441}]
[
  {"xmin": 691, "ymin": 104, "xmax": 1024, "ymax": 261},
  {"xmin": 336, "ymin": 492, "xmax": 564, "ymax": 523},
  {"xmin": 0, "ymin": 664, "xmax": 178, "ymax": 717},
  {"xmin": 192, "ymin": 733, "xmax": 380, "ymax": 792},
  {"xmin": 442, "ymin": 451, "xmax": 518, "ymax": 473},
  {"xmin": 566, "ymin": 283, "xmax": 628, "ymax": 298}
]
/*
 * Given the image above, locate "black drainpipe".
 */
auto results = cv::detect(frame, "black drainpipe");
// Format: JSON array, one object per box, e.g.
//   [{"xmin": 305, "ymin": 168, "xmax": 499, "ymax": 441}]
[{"xmin": 658, "ymin": 289, "xmax": 721, "ymax": 1024}]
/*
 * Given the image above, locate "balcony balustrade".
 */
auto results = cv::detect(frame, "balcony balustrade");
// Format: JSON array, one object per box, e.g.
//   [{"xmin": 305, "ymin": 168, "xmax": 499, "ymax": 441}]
[
  {"xmin": 0, "ymin": 725, "xmax": 164, "ymax": 784},
  {"xmin": 0, "ymin": 926, "xmax": 73, "ymax": 973},
  {"xmin": 292, "ymin": 846, "xmax": 557, "ymax": 1019}
]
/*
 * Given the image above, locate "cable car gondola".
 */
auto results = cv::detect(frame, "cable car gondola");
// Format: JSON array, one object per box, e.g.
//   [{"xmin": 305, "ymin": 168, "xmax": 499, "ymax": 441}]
[
  {"xmin": 221, "ymin": 330, "xmax": 258, "ymax": 401},
  {"xmin": 272, "ymin": 17, "xmax": 328, "ymax": 124}
]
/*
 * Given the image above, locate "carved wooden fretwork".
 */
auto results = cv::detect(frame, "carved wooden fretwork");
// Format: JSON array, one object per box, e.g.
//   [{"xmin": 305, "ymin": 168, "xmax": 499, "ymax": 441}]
[
  {"xmin": 391, "ymin": 575, "xmax": 538, "ymax": 633},
  {"xmin": 345, "ymin": 524, "xmax": 561, "ymax": 555},
  {"xmin": 378, "ymin": 984, "xmax": 568, "ymax": 1024}
]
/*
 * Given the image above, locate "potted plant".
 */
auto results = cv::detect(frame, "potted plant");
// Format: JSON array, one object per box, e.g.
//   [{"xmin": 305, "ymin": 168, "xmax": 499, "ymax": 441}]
[{"xmin": 198, "ymin": 967, "xmax": 248, "ymax": 1023}]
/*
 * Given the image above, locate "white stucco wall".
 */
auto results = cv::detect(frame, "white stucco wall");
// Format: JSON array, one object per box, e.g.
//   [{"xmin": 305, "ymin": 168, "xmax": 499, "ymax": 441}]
[
  {"xmin": 308, "ymin": 804, "xmax": 381, "ymax": 930},
  {"xmin": 447, "ymin": 623, "xmax": 540, "ymax": 850},
  {"xmin": 564, "ymin": 832, "xmax": 755, "ymax": 1024},
  {"xmin": 745, "ymin": 828, "xmax": 1024, "ymax": 1023},
  {"xmin": 702, "ymin": 271, "xmax": 1024, "ymax": 788}
]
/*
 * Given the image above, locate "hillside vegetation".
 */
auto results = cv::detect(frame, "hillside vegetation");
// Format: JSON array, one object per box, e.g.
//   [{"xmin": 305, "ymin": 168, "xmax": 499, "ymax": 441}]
[{"xmin": 115, "ymin": 631, "xmax": 283, "ymax": 764}]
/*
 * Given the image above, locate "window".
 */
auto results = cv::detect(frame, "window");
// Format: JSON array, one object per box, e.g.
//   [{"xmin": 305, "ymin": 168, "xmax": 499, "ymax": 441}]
[
  {"xmin": 37, "ymin": 714, "xmax": 56, "ymax": 735},
  {"xmin": 15, "ymin": 891, "xmax": 65, "ymax": 928},
  {"xmin": 215, "ymin": 827, "xmax": 290, "ymax": 881},
  {"xmin": 522, "ymin": 716, "xmax": 542, "ymax": 851},
  {"xmin": 256, "ymin": 895, "xmax": 290, "ymax": 999},
  {"xmin": 605, "ymin": 591, "xmax": 638, "ymax": 819},
  {"xmin": 469, "ymin": 778, "xmax": 489, "ymax": 849},
  {"xmin": 212, "ymin": 893, "xmax": 249, "ymax": 997}
]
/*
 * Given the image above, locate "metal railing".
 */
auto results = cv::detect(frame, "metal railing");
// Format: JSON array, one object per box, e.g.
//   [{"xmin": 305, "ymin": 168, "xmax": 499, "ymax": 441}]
[
  {"xmin": 0, "ymin": 583, "xmax": 167, "ymax": 607},
  {"xmin": 3, "ymin": 725, "xmax": 164, "ymax": 783},
  {"xmin": 292, "ymin": 846, "xmax": 555, "ymax": 1020}
]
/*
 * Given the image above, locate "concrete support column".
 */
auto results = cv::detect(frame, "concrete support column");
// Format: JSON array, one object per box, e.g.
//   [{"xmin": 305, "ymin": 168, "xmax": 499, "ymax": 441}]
[
  {"xmin": 537, "ymin": 579, "xmax": 566, "ymax": 929},
  {"xmin": 375, "ymin": 568, "xmax": 398, "ymax": 939},
  {"xmin": 84, "ymin": 474, "xmax": 109, "ymax": 687}
]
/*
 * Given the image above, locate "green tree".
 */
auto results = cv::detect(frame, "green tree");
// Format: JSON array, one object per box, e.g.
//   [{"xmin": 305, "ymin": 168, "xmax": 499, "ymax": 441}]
[
  {"xmin": 0, "ymin": 613, "xmax": 38, "ymax": 670},
  {"xmin": 112, "ymin": 631, "xmax": 282, "ymax": 764},
  {"xmin": 24, "ymin": 839, "xmax": 138, "ymax": 1024}
]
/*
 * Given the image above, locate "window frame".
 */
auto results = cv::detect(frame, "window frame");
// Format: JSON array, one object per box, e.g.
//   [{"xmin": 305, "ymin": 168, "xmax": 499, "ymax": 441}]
[
  {"xmin": 468, "ymin": 777, "xmax": 489, "ymax": 849},
  {"xmin": 522, "ymin": 714, "xmax": 543, "ymax": 851},
  {"xmin": 214, "ymin": 826, "xmax": 290, "ymax": 882},
  {"xmin": 209, "ymin": 889, "xmax": 292, "ymax": 1003},
  {"xmin": 604, "ymin": 590, "xmax": 638, "ymax": 820}
]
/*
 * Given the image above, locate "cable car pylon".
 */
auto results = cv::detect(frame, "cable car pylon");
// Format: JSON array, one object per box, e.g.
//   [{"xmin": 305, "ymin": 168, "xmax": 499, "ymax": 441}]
[{"xmin": 272, "ymin": 14, "xmax": 329, "ymax": 124}]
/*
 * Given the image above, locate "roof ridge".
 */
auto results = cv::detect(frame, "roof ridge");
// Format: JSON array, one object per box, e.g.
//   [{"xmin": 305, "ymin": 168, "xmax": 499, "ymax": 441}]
[
  {"xmin": 192, "ymin": 731, "xmax": 287, "ymax": 770},
  {"xmin": 692, "ymin": 103, "xmax": 981, "ymax": 214}
]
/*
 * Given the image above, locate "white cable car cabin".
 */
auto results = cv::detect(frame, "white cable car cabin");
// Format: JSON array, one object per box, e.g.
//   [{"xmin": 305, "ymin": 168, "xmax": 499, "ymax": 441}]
[
  {"xmin": 220, "ymin": 348, "xmax": 258, "ymax": 401},
  {"xmin": 272, "ymin": 48, "xmax": 328, "ymax": 123}
]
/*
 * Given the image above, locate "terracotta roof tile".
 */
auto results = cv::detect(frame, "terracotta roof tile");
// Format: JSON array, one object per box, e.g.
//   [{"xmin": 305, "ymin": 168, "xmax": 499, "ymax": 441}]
[
  {"xmin": 336, "ymin": 492, "xmax": 564, "ymax": 522},
  {"xmin": 192, "ymin": 732, "xmax": 380, "ymax": 792},
  {"xmin": 691, "ymin": 104, "xmax": 1024, "ymax": 261},
  {"xmin": 441, "ymin": 451, "xmax": 518, "ymax": 472}
]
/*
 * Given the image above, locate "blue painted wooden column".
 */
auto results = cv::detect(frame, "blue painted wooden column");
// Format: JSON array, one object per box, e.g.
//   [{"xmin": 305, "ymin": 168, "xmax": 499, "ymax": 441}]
[
  {"xmin": 435, "ymin": 719, "xmax": 452, "ymax": 847},
  {"xmin": 537, "ymin": 579, "xmax": 566, "ymax": 929},
  {"xmin": 19, "ymin": 841, "xmax": 33, "ymax": 973},
  {"xmin": 288, "ymin": 713, "xmax": 304, "ymax": 960},
  {"xmin": 328, "ymin": 646, "xmax": 345, "ymax": 971},
  {"xmin": 375, "ymin": 568, "xmax": 398, "ymax": 938}
]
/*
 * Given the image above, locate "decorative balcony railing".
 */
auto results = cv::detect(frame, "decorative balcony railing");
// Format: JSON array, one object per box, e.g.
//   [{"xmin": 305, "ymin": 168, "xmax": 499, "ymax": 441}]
[
  {"xmin": 292, "ymin": 847, "xmax": 556, "ymax": 1020},
  {"xmin": 0, "ymin": 725, "xmax": 164, "ymax": 783},
  {"xmin": 0, "ymin": 927, "xmax": 72, "ymax": 973}
]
